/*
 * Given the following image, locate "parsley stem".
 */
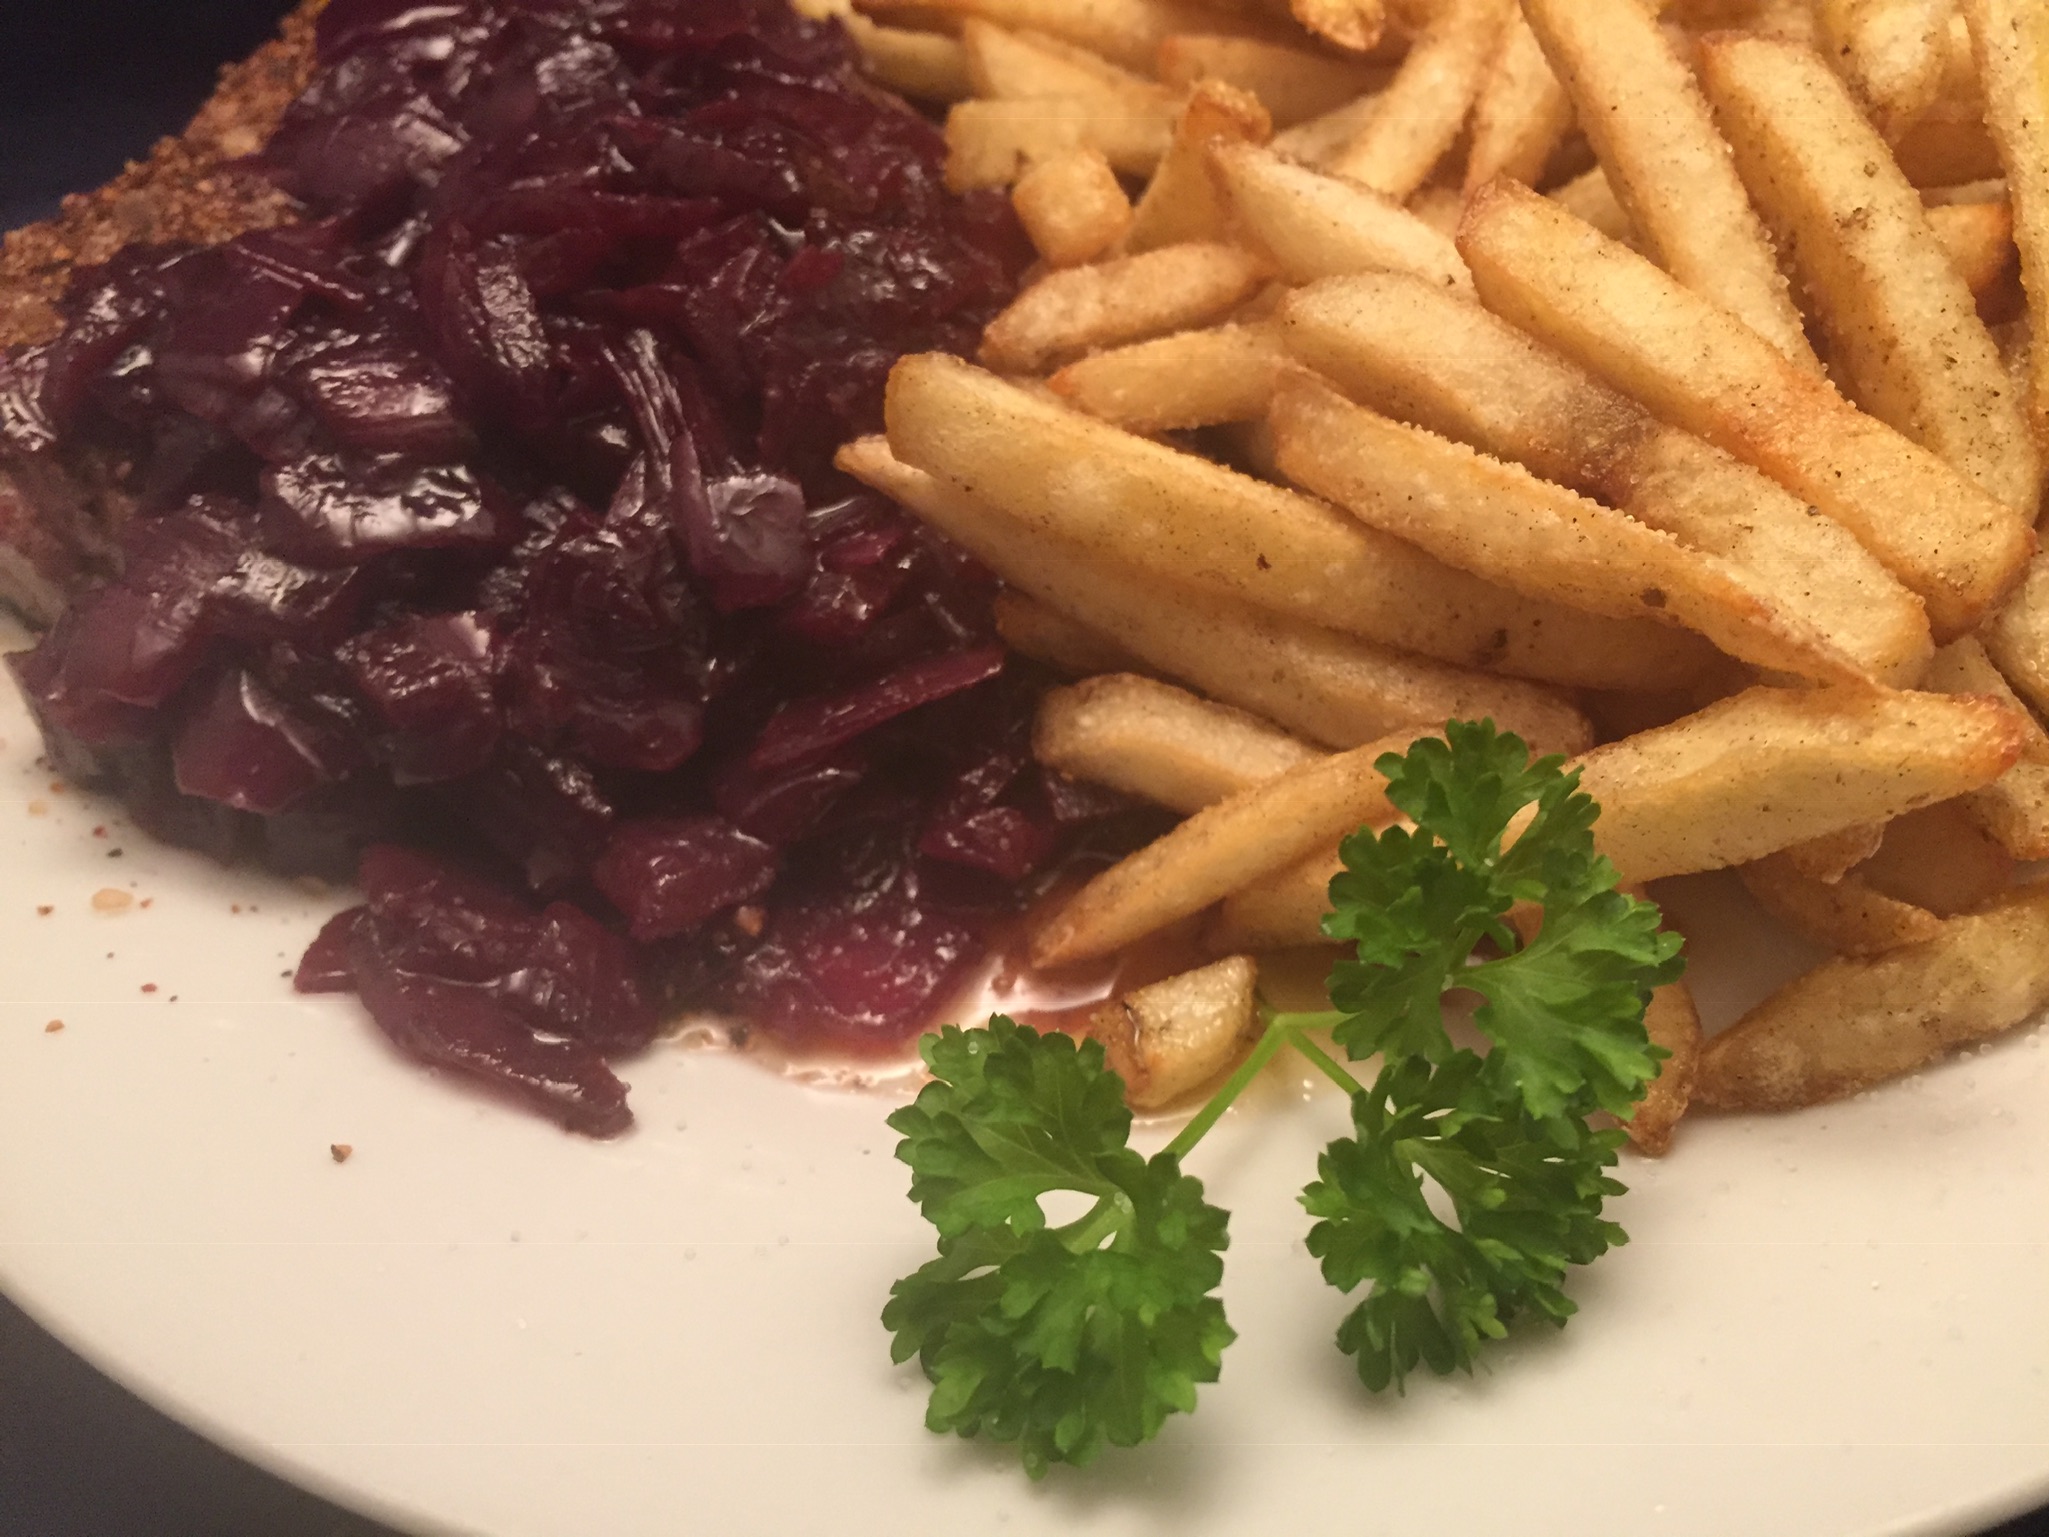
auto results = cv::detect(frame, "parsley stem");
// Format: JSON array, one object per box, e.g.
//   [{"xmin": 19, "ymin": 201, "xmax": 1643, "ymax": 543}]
[
  {"xmin": 1162, "ymin": 1014, "xmax": 1298, "ymax": 1161},
  {"xmin": 1288, "ymin": 1033, "xmax": 1365, "ymax": 1097}
]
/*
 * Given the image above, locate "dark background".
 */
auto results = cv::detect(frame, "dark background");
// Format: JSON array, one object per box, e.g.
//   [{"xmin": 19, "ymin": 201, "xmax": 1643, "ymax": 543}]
[{"xmin": 0, "ymin": 2, "xmax": 2045, "ymax": 1534}]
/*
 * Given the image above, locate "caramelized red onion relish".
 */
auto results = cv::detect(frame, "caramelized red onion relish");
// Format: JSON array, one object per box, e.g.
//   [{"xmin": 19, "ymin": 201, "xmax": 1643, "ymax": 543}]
[{"xmin": 2, "ymin": 0, "xmax": 1140, "ymax": 1133}]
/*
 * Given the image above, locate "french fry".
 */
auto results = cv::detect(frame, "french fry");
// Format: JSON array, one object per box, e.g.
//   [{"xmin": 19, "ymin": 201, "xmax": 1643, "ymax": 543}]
[
  {"xmin": 1032, "ymin": 727, "xmax": 1428, "ymax": 966},
  {"xmin": 961, "ymin": 19, "xmax": 1175, "ymax": 105},
  {"xmin": 944, "ymin": 95, "xmax": 1175, "ymax": 188},
  {"xmin": 1459, "ymin": 181, "xmax": 2035, "ymax": 638},
  {"xmin": 1269, "ymin": 371, "xmax": 1869, "ymax": 684},
  {"xmin": 1035, "ymin": 672, "xmax": 1324, "ymax": 811},
  {"xmin": 978, "ymin": 242, "xmax": 1270, "ymax": 369},
  {"xmin": 1157, "ymin": 34, "xmax": 1391, "ymax": 126},
  {"xmin": 1698, "ymin": 34, "xmax": 2041, "ymax": 515},
  {"xmin": 1856, "ymin": 799, "xmax": 2015, "ymax": 914},
  {"xmin": 1123, "ymin": 81, "xmax": 1272, "ymax": 253},
  {"xmin": 1208, "ymin": 844, "xmax": 1343, "ymax": 952},
  {"xmin": 1959, "ymin": 0, "xmax": 2049, "ymax": 450},
  {"xmin": 1465, "ymin": 11, "xmax": 1575, "ymax": 193},
  {"xmin": 1630, "ymin": 978, "xmax": 1701, "ymax": 1156},
  {"xmin": 1696, "ymin": 884, "xmax": 2049, "ymax": 1111},
  {"xmin": 1922, "ymin": 634, "xmax": 2049, "ymax": 857},
  {"xmin": 1406, "ymin": 186, "xmax": 1465, "ymax": 239},
  {"xmin": 1089, "ymin": 955, "xmax": 1263, "ymax": 1108},
  {"xmin": 992, "ymin": 589, "xmax": 1141, "ymax": 673},
  {"xmin": 1574, "ymin": 684, "xmax": 2027, "ymax": 882},
  {"xmin": 900, "ymin": 0, "xmax": 1232, "ymax": 71},
  {"xmin": 846, "ymin": 13, "xmax": 974, "ymax": 99},
  {"xmin": 838, "ymin": 436, "xmax": 1607, "ymax": 743},
  {"xmin": 1209, "ymin": 142, "xmax": 1473, "ymax": 293},
  {"xmin": 1890, "ymin": 97, "xmax": 2004, "ymax": 187},
  {"xmin": 1547, "ymin": 166, "xmax": 1636, "ymax": 245},
  {"xmin": 1284, "ymin": 0, "xmax": 1389, "ymax": 54},
  {"xmin": 1885, "ymin": 12, "xmax": 2000, "ymax": 180},
  {"xmin": 1520, "ymin": 0, "xmax": 1821, "ymax": 372},
  {"xmin": 886, "ymin": 353, "xmax": 1715, "ymax": 687},
  {"xmin": 1927, "ymin": 198, "xmax": 2020, "ymax": 307},
  {"xmin": 1329, "ymin": 0, "xmax": 1513, "ymax": 199},
  {"xmin": 1269, "ymin": 91, "xmax": 1382, "ymax": 166},
  {"xmin": 1953, "ymin": 755, "xmax": 2049, "ymax": 858},
  {"xmin": 1048, "ymin": 322, "xmax": 1287, "ymax": 430},
  {"xmin": 1012, "ymin": 147, "xmax": 1135, "ymax": 266},
  {"xmin": 1277, "ymin": 272, "xmax": 1934, "ymax": 684},
  {"xmin": 1739, "ymin": 856, "xmax": 1945, "ymax": 956},
  {"xmin": 1980, "ymin": 549, "xmax": 2049, "ymax": 718},
  {"xmin": 1815, "ymin": 0, "xmax": 1953, "ymax": 138},
  {"xmin": 1778, "ymin": 822, "xmax": 1888, "ymax": 883}
]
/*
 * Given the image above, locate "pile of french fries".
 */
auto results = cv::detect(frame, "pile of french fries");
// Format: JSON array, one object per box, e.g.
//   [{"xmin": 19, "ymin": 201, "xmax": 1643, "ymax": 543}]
[{"xmin": 813, "ymin": 0, "xmax": 2049, "ymax": 1154}]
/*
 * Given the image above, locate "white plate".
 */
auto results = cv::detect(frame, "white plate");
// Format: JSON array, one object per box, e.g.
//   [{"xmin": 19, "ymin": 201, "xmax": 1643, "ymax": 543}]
[{"xmin": 3, "ymin": 632, "xmax": 2047, "ymax": 1537}]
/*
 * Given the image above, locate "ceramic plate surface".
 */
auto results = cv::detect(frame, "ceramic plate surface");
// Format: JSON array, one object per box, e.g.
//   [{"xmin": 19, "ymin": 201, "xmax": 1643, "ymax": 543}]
[{"xmin": 2, "ymin": 627, "xmax": 2047, "ymax": 1537}]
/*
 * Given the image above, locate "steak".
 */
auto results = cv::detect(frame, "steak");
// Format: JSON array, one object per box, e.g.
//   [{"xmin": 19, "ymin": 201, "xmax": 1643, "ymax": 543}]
[{"xmin": 0, "ymin": 0, "xmax": 325, "ymax": 624}]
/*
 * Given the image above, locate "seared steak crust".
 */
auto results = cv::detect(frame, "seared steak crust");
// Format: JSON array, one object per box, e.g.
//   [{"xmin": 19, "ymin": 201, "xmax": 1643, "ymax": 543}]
[
  {"xmin": 0, "ymin": 1, "xmax": 325, "ymax": 352},
  {"xmin": 0, "ymin": 3, "xmax": 323, "ymax": 623}
]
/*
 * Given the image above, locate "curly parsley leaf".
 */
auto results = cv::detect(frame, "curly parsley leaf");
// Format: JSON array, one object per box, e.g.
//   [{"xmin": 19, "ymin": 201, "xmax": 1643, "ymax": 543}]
[
  {"xmin": 1297, "ymin": 720, "xmax": 1684, "ymax": 1390},
  {"xmin": 1301, "ymin": 1052, "xmax": 1630, "ymax": 1392},
  {"xmin": 1322, "ymin": 719, "xmax": 1684, "ymax": 1119},
  {"xmin": 882, "ymin": 1018, "xmax": 1234, "ymax": 1478}
]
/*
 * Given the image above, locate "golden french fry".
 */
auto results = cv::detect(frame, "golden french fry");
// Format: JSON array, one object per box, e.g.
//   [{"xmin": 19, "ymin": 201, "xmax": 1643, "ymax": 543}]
[
  {"xmin": 1575, "ymin": 684, "xmax": 2027, "ymax": 883},
  {"xmin": 1032, "ymin": 727, "xmax": 1428, "ymax": 966},
  {"xmin": 1012, "ymin": 146, "xmax": 1135, "ymax": 265},
  {"xmin": 1329, "ymin": 0, "xmax": 1513, "ymax": 199},
  {"xmin": 1696, "ymin": 884, "xmax": 2049, "ymax": 1111},
  {"xmin": 1856, "ymin": 800, "xmax": 2015, "ymax": 914},
  {"xmin": 1629, "ymin": 977, "xmax": 1701, "ymax": 1155},
  {"xmin": 902, "ymin": 0, "xmax": 1231, "ymax": 71},
  {"xmin": 886, "ymin": 353, "xmax": 1714, "ymax": 687},
  {"xmin": 961, "ymin": 19, "xmax": 1175, "ymax": 104},
  {"xmin": 1277, "ymin": 272, "xmax": 1934, "ymax": 684},
  {"xmin": 1036, "ymin": 673, "xmax": 1324, "ymax": 811},
  {"xmin": 1778, "ymin": 822, "xmax": 1888, "ymax": 883},
  {"xmin": 1739, "ymin": 856, "xmax": 1946, "ymax": 955},
  {"xmin": 1953, "ymin": 757, "xmax": 2049, "ymax": 859},
  {"xmin": 1286, "ymin": 0, "xmax": 1389, "ymax": 54},
  {"xmin": 1891, "ymin": 100, "xmax": 2004, "ymax": 187},
  {"xmin": 944, "ymin": 96, "xmax": 1175, "ymax": 188},
  {"xmin": 847, "ymin": 13, "xmax": 974, "ymax": 98},
  {"xmin": 1980, "ymin": 548, "xmax": 2049, "ymax": 718},
  {"xmin": 1090, "ymin": 955, "xmax": 1263, "ymax": 1108},
  {"xmin": 1698, "ymin": 34, "xmax": 2041, "ymax": 515},
  {"xmin": 979, "ymin": 242, "xmax": 1269, "ymax": 369},
  {"xmin": 1459, "ymin": 181, "xmax": 2035, "ymax": 638},
  {"xmin": 1208, "ymin": 843, "xmax": 1343, "ymax": 952},
  {"xmin": 1406, "ymin": 186, "xmax": 1464, "ymax": 238},
  {"xmin": 1209, "ymin": 141, "xmax": 1473, "ymax": 293},
  {"xmin": 1048, "ymin": 323, "xmax": 1285, "ymax": 430},
  {"xmin": 1959, "ymin": 0, "xmax": 2049, "ymax": 450},
  {"xmin": 1547, "ymin": 166, "xmax": 1635, "ymax": 245},
  {"xmin": 1922, "ymin": 634, "xmax": 2049, "ymax": 857},
  {"xmin": 1927, "ymin": 198, "xmax": 2020, "ymax": 304},
  {"xmin": 1520, "ymin": 0, "xmax": 1821, "ymax": 372},
  {"xmin": 992, "ymin": 589, "xmax": 1141, "ymax": 673},
  {"xmin": 1157, "ymin": 33, "xmax": 1392, "ymax": 126},
  {"xmin": 1269, "ymin": 371, "xmax": 1869, "ymax": 683},
  {"xmin": 1465, "ymin": 11, "xmax": 1575, "ymax": 193},
  {"xmin": 838, "ymin": 436, "xmax": 1607, "ymax": 743},
  {"xmin": 1124, "ymin": 81, "xmax": 1272, "ymax": 252},
  {"xmin": 1269, "ymin": 91, "xmax": 1383, "ymax": 166},
  {"xmin": 1917, "ymin": 631, "xmax": 2049, "ymax": 741},
  {"xmin": 1815, "ymin": 0, "xmax": 1953, "ymax": 138}
]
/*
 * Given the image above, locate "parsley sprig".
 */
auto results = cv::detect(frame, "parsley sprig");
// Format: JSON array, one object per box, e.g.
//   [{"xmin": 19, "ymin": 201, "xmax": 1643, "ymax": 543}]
[{"xmin": 883, "ymin": 720, "xmax": 1684, "ymax": 1475}]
